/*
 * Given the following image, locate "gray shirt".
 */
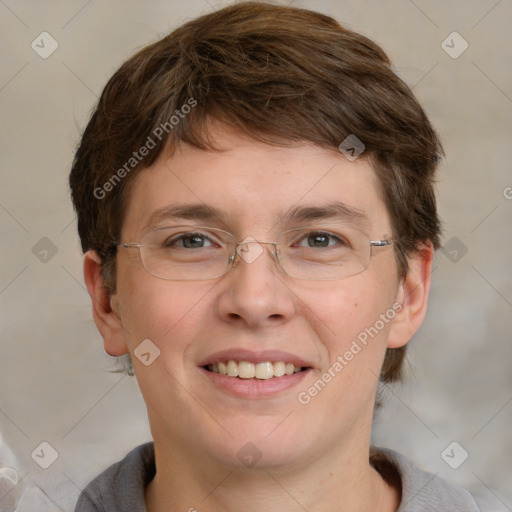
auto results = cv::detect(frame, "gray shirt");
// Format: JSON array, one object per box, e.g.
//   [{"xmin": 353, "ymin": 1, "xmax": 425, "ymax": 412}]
[{"xmin": 74, "ymin": 443, "xmax": 481, "ymax": 511}]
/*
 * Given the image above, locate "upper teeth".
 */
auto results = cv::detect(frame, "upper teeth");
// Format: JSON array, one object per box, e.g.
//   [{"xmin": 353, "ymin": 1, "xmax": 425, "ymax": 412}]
[{"xmin": 207, "ymin": 361, "xmax": 303, "ymax": 379}]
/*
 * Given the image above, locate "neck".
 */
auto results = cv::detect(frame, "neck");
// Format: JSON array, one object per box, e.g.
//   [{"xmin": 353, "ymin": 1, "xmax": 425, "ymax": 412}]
[{"xmin": 145, "ymin": 433, "xmax": 400, "ymax": 512}]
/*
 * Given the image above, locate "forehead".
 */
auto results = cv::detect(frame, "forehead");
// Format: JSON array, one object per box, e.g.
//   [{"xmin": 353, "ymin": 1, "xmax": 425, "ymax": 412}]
[{"xmin": 121, "ymin": 127, "xmax": 390, "ymax": 239}]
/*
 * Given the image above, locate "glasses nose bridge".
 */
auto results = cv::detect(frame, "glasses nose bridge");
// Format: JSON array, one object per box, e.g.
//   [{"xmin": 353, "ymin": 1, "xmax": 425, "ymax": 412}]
[
  {"xmin": 230, "ymin": 238, "xmax": 280, "ymax": 269},
  {"xmin": 236, "ymin": 238, "xmax": 278, "ymax": 248}
]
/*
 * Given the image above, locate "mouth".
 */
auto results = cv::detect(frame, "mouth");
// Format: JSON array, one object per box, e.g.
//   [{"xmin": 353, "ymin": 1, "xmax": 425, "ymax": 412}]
[
  {"xmin": 203, "ymin": 360, "xmax": 309, "ymax": 380},
  {"xmin": 198, "ymin": 350, "xmax": 313, "ymax": 398}
]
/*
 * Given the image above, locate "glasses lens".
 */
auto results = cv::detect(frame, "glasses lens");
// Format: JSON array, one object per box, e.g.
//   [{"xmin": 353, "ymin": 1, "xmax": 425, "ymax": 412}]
[
  {"xmin": 277, "ymin": 226, "xmax": 371, "ymax": 280},
  {"xmin": 135, "ymin": 225, "xmax": 374, "ymax": 281},
  {"xmin": 139, "ymin": 226, "xmax": 234, "ymax": 280}
]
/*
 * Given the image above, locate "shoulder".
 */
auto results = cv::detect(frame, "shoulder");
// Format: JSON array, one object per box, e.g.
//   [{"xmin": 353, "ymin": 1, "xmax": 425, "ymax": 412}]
[
  {"xmin": 371, "ymin": 446, "xmax": 481, "ymax": 512},
  {"xmin": 74, "ymin": 442, "xmax": 155, "ymax": 512}
]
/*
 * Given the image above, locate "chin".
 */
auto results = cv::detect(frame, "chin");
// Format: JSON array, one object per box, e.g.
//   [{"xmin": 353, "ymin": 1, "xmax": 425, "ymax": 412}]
[{"xmin": 202, "ymin": 422, "xmax": 317, "ymax": 471}]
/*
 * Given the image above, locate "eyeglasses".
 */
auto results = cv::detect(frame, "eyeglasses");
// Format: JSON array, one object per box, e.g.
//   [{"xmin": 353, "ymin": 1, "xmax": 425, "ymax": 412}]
[{"xmin": 113, "ymin": 225, "xmax": 396, "ymax": 281}]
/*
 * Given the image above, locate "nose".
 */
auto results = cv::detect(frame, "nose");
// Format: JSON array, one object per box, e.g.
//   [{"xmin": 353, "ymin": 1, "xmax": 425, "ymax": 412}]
[{"xmin": 215, "ymin": 240, "xmax": 296, "ymax": 328}]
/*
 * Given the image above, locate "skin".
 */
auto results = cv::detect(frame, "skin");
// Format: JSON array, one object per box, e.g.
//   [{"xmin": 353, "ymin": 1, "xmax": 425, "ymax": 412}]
[{"xmin": 84, "ymin": 122, "xmax": 433, "ymax": 512}]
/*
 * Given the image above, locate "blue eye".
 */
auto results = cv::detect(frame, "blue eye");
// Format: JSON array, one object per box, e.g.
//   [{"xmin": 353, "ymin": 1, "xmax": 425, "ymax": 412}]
[
  {"xmin": 165, "ymin": 233, "xmax": 214, "ymax": 249},
  {"xmin": 297, "ymin": 231, "xmax": 347, "ymax": 248}
]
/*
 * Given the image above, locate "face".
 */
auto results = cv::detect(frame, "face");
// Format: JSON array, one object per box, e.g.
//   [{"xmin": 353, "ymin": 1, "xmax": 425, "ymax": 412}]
[{"xmin": 96, "ymin": 124, "xmax": 424, "ymax": 472}]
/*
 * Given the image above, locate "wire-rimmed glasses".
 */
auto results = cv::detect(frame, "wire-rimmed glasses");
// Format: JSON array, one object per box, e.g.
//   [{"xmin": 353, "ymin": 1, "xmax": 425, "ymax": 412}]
[{"xmin": 113, "ymin": 225, "xmax": 396, "ymax": 281}]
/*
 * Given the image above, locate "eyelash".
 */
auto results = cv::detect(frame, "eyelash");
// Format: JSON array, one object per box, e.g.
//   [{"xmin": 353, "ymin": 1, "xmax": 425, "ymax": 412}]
[
  {"xmin": 162, "ymin": 230, "xmax": 349, "ymax": 249},
  {"xmin": 164, "ymin": 233, "xmax": 218, "ymax": 248}
]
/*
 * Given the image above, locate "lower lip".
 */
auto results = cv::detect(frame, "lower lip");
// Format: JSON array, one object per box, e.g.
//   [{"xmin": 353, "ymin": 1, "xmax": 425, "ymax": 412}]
[{"xmin": 199, "ymin": 367, "xmax": 311, "ymax": 399}]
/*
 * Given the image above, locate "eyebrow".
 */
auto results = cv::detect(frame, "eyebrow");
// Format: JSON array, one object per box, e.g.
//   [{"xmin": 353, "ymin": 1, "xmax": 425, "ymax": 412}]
[
  {"xmin": 143, "ymin": 201, "xmax": 369, "ymax": 231},
  {"xmin": 279, "ymin": 202, "xmax": 369, "ymax": 229},
  {"xmin": 143, "ymin": 204, "xmax": 224, "ymax": 231}
]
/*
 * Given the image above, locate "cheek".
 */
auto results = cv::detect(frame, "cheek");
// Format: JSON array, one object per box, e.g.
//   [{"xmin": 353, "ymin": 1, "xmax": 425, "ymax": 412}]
[
  {"xmin": 294, "ymin": 277, "xmax": 395, "ymax": 345},
  {"xmin": 291, "ymin": 274, "xmax": 399, "ymax": 403},
  {"xmin": 116, "ymin": 270, "xmax": 217, "ymax": 359},
  {"xmin": 296, "ymin": 283, "xmax": 397, "ymax": 412}
]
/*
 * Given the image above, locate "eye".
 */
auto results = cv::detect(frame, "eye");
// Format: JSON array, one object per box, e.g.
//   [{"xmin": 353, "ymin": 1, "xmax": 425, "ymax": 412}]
[
  {"xmin": 164, "ymin": 232, "xmax": 215, "ymax": 249},
  {"xmin": 296, "ymin": 231, "xmax": 348, "ymax": 248}
]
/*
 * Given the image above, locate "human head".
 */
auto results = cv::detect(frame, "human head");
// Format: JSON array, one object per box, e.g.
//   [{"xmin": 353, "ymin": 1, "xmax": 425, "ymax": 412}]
[{"xmin": 69, "ymin": 1, "xmax": 442, "ymax": 383}]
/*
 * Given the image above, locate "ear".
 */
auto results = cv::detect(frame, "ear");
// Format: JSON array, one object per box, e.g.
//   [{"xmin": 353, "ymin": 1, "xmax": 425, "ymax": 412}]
[
  {"xmin": 83, "ymin": 250, "xmax": 129, "ymax": 356},
  {"xmin": 387, "ymin": 243, "xmax": 434, "ymax": 349}
]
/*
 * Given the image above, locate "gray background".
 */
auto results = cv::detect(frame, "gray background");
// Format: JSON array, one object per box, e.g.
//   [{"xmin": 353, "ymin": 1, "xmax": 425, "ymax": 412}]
[{"xmin": 1, "ymin": 0, "xmax": 511, "ymax": 510}]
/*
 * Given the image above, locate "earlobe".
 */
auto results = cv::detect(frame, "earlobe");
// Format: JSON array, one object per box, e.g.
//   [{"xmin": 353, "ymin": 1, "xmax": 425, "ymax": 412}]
[
  {"xmin": 83, "ymin": 250, "xmax": 129, "ymax": 357},
  {"xmin": 387, "ymin": 243, "xmax": 435, "ymax": 349}
]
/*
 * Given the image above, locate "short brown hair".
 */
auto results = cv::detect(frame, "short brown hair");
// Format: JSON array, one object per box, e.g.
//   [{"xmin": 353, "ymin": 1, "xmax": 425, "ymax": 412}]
[{"xmin": 69, "ymin": 1, "xmax": 442, "ymax": 383}]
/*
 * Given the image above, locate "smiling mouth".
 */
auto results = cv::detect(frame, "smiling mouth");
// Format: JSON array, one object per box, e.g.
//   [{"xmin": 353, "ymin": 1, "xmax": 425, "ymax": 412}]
[{"xmin": 204, "ymin": 361, "xmax": 309, "ymax": 380}]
